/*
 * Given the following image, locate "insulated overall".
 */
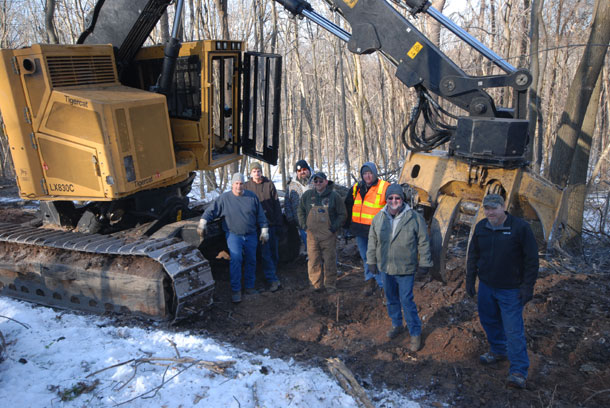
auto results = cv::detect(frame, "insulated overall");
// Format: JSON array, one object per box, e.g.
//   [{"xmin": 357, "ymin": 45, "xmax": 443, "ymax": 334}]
[{"xmin": 306, "ymin": 201, "xmax": 337, "ymax": 289}]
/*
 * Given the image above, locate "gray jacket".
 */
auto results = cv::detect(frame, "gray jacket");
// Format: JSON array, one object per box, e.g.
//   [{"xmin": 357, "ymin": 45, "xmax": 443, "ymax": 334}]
[
  {"xmin": 367, "ymin": 204, "xmax": 433, "ymax": 275},
  {"xmin": 284, "ymin": 175, "xmax": 311, "ymax": 223},
  {"xmin": 202, "ymin": 190, "xmax": 268, "ymax": 235}
]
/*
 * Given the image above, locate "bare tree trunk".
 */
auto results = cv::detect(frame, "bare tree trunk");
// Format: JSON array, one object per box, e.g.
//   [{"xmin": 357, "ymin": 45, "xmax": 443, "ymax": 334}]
[
  {"xmin": 338, "ymin": 46, "xmax": 351, "ymax": 184},
  {"xmin": 429, "ymin": 0, "xmax": 446, "ymax": 46},
  {"xmin": 548, "ymin": 0, "xmax": 610, "ymax": 187},
  {"xmin": 527, "ymin": 0, "xmax": 543, "ymax": 170},
  {"xmin": 214, "ymin": 0, "xmax": 230, "ymax": 40},
  {"xmin": 352, "ymin": 55, "xmax": 369, "ymax": 166},
  {"xmin": 45, "ymin": 0, "xmax": 58, "ymax": 44},
  {"xmin": 562, "ymin": 71, "xmax": 604, "ymax": 247},
  {"xmin": 160, "ymin": 10, "xmax": 170, "ymax": 43}
]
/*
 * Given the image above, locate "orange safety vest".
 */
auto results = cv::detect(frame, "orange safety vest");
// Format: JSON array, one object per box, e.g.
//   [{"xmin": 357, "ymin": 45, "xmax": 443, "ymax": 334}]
[{"xmin": 351, "ymin": 179, "xmax": 388, "ymax": 225}]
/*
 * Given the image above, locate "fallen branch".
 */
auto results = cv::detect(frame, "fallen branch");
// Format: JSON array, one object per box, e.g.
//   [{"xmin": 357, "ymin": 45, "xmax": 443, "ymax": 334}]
[
  {"xmin": 326, "ymin": 358, "xmax": 374, "ymax": 408},
  {"xmin": 0, "ymin": 315, "xmax": 31, "ymax": 329},
  {"xmin": 582, "ymin": 388, "xmax": 610, "ymax": 405},
  {"xmin": 86, "ymin": 355, "xmax": 236, "ymax": 406},
  {"xmin": 86, "ymin": 357, "xmax": 235, "ymax": 378},
  {"xmin": 167, "ymin": 338, "xmax": 181, "ymax": 359}
]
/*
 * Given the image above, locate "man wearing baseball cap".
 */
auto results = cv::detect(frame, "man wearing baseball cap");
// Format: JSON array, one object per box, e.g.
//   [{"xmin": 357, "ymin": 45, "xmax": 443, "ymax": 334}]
[
  {"xmin": 466, "ymin": 193, "xmax": 539, "ymax": 389},
  {"xmin": 198, "ymin": 173, "xmax": 269, "ymax": 303},
  {"xmin": 297, "ymin": 171, "xmax": 346, "ymax": 293}
]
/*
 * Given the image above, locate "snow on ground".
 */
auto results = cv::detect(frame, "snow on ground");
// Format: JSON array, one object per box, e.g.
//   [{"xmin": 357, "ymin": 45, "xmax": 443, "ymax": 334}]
[{"xmin": 0, "ymin": 298, "xmax": 421, "ymax": 408}]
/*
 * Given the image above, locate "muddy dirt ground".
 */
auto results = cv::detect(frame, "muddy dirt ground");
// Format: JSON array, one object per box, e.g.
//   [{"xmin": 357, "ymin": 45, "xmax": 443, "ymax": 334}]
[{"xmin": 1, "ymin": 185, "xmax": 609, "ymax": 407}]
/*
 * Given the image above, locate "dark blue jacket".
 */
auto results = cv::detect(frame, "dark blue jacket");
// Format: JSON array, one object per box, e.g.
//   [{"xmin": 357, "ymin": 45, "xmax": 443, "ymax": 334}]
[{"xmin": 466, "ymin": 213, "xmax": 539, "ymax": 289}]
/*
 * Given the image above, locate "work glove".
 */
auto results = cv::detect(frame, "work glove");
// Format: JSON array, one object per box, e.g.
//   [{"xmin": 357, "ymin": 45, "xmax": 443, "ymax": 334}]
[
  {"xmin": 260, "ymin": 227, "xmax": 269, "ymax": 244},
  {"xmin": 520, "ymin": 285, "xmax": 534, "ymax": 306},
  {"xmin": 466, "ymin": 274, "xmax": 476, "ymax": 298},
  {"xmin": 368, "ymin": 264, "xmax": 378, "ymax": 275},
  {"xmin": 418, "ymin": 266, "xmax": 430, "ymax": 275},
  {"xmin": 197, "ymin": 219, "xmax": 207, "ymax": 238}
]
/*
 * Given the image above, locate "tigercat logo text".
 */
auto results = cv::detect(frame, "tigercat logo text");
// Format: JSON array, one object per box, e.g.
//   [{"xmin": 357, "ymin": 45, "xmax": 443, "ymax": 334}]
[
  {"xmin": 49, "ymin": 183, "xmax": 75, "ymax": 192},
  {"xmin": 64, "ymin": 96, "xmax": 88, "ymax": 108},
  {"xmin": 135, "ymin": 176, "xmax": 153, "ymax": 187}
]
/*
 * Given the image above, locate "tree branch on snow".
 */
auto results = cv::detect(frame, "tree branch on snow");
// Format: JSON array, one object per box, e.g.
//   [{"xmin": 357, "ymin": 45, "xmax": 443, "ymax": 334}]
[
  {"xmin": 326, "ymin": 358, "xmax": 374, "ymax": 408},
  {"xmin": 0, "ymin": 315, "xmax": 31, "ymax": 329}
]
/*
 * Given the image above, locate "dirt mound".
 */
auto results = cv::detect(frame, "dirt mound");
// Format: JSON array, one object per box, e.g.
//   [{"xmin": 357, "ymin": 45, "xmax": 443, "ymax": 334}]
[{"xmin": 189, "ymin": 239, "xmax": 610, "ymax": 407}]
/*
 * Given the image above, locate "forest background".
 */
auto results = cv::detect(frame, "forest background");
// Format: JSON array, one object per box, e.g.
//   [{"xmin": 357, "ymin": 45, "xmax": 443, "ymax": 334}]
[{"xmin": 0, "ymin": 0, "xmax": 609, "ymax": 241}]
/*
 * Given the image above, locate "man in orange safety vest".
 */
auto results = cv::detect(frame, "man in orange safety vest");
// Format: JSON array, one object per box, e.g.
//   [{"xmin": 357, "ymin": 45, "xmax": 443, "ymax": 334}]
[{"xmin": 344, "ymin": 162, "xmax": 389, "ymax": 296}]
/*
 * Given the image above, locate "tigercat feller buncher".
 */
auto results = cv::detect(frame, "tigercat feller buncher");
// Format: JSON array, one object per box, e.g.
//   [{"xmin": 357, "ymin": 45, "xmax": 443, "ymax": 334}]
[
  {"xmin": 272, "ymin": 0, "xmax": 577, "ymax": 281},
  {"xmin": 0, "ymin": 0, "xmax": 283, "ymax": 321}
]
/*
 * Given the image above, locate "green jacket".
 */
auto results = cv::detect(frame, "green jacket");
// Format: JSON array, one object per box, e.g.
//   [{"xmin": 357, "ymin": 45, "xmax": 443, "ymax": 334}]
[
  {"xmin": 367, "ymin": 204, "xmax": 433, "ymax": 275},
  {"xmin": 297, "ymin": 182, "xmax": 347, "ymax": 232}
]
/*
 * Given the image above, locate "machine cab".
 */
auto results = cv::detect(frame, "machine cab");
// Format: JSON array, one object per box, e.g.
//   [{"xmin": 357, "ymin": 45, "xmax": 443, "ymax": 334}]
[{"xmin": 127, "ymin": 40, "xmax": 281, "ymax": 169}]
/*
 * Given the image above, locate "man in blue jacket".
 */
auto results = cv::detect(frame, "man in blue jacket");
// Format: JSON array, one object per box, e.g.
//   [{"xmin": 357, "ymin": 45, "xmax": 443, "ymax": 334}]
[
  {"xmin": 198, "ymin": 173, "xmax": 269, "ymax": 303},
  {"xmin": 466, "ymin": 194, "xmax": 539, "ymax": 389}
]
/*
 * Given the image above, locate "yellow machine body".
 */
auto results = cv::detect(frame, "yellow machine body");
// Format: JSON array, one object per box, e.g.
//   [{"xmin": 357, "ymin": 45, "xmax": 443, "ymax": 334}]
[
  {"xmin": 400, "ymin": 151, "xmax": 571, "ymax": 281},
  {"xmin": 0, "ymin": 40, "xmax": 245, "ymax": 202}
]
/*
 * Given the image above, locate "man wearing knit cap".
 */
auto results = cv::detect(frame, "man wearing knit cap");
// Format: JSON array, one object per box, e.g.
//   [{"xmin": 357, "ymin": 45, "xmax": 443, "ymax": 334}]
[
  {"xmin": 297, "ymin": 172, "xmax": 346, "ymax": 293},
  {"xmin": 198, "ymin": 173, "xmax": 269, "ymax": 303},
  {"xmin": 285, "ymin": 159, "xmax": 312, "ymax": 251},
  {"xmin": 345, "ymin": 162, "xmax": 389, "ymax": 296},
  {"xmin": 466, "ymin": 193, "xmax": 539, "ymax": 389},
  {"xmin": 245, "ymin": 162, "xmax": 282, "ymax": 292},
  {"xmin": 367, "ymin": 183, "xmax": 432, "ymax": 351}
]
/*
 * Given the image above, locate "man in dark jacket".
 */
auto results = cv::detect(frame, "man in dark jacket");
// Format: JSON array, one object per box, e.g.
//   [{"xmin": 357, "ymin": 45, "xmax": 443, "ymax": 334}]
[
  {"xmin": 244, "ymin": 162, "xmax": 282, "ymax": 292},
  {"xmin": 297, "ymin": 172, "xmax": 346, "ymax": 293},
  {"xmin": 345, "ymin": 162, "xmax": 389, "ymax": 296},
  {"xmin": 198, "ymin": 173, "xmax": 269, "ymax": 303},
  {"xmin": 466, "ymin": 194, "xmax": 539, "ymax": 389}
]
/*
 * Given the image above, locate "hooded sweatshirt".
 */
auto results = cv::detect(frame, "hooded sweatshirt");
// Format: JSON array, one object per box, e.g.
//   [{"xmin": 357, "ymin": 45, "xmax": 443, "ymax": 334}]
[{"xmin": 344, "ymin": 162, "xmax": 388, "ymax": 237}]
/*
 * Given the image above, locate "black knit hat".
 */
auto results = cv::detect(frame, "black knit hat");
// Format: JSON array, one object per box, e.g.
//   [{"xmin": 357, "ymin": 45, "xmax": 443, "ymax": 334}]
[
  {"xmin": 385, "ymin": 184, "xmax": 406, "ymax": 201},
  {"xmin": 295, "ymin": 159, "xmax": 311, "ymax": 172}
]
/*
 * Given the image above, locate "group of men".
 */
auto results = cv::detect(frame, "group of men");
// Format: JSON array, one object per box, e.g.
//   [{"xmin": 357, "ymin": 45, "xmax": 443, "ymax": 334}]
[{"xmin": 197, "ymin": 159, "xmax": 539, "ymax": 389}]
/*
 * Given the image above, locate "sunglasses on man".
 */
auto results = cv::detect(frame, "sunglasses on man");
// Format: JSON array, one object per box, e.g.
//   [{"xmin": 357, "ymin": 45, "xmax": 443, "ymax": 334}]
[{"xmin": 387, "ymin": 195, "xmax": 403, "ymax": 201}]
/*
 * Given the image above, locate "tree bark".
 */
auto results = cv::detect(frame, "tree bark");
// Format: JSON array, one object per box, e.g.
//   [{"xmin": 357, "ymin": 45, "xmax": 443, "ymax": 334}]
[
  {"xmin": 526, "ymin": 0, "xmax": 543, "ymax": 170},
  {"xmin": 547, "ymin": 0, "xmax": 610, "ymax": 187},
  {"xmin": 45, "ymin": 0, "xmax": 58, "ymax": 44}
]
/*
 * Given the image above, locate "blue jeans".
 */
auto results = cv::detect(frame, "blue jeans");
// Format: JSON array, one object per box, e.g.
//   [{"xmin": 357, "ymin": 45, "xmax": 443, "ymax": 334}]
[
  {"xmin": 478, "ymin": 280, "xmax": 529, "ymax": 378},
  {"xmin": 298, "ymin": 228, "xmax": 307, "ymax": 251},
  {"xmin": 226, "ymin": 232, "xmax": 257, "ymax": 292},
  {"xmin": 259, "ymin": 226, "xmax": 279, "ymax": 283},
  {"xmin": 382, "ymin": 272, "xmax": 421, "ymax": 336},
  {"xmin": 357, "ymin": 235, "xmax": 383, "ymax": 288}
]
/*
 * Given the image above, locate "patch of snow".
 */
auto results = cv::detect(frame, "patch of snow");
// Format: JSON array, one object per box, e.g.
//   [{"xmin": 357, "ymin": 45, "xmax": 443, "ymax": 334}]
[{"xmin": 0, "ymin": 298, "xmax": 421, "ymax": 407}]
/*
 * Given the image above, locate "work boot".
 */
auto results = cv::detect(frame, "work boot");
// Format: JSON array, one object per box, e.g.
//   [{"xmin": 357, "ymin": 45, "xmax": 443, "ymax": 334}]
[
  {"xmin": 363, "ymin": 279, "xmax": 376, "ymax": 296},
  {"xmin": 269, "ymin": 281, "xmax": 281, "ymax": 292},
  {"xmin": 409, "ymin": 335, "xmax": 421, "ymax": 352},
  {"xmin": 387, "ymin": 325, "xmax": 404, "ymax": 339},
  {"xmin": 507, "ymin": 372, "xmax": 527, "ymax": 389},
  {"xmin": 479, "ymin": 352, "xmax": 507, "ymax": 365},
  {"xmin": 244, "ymin": 288, "xmax": 258, "ymax": 296},
  {"xmin": 231, "ymin": 291, "xmax": 242, "ymax": 303}
]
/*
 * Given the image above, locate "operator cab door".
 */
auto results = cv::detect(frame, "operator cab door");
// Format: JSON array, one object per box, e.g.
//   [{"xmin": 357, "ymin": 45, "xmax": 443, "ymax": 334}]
[{"xmin": 240, "ymin": 52, "xmax": 282, "ymax": 166}]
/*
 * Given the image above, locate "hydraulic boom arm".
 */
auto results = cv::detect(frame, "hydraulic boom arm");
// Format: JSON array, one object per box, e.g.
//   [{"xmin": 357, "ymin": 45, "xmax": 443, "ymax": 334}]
[{"xmin": 274, "ymin": 0, "xmax": 533, "ymax": 164}]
